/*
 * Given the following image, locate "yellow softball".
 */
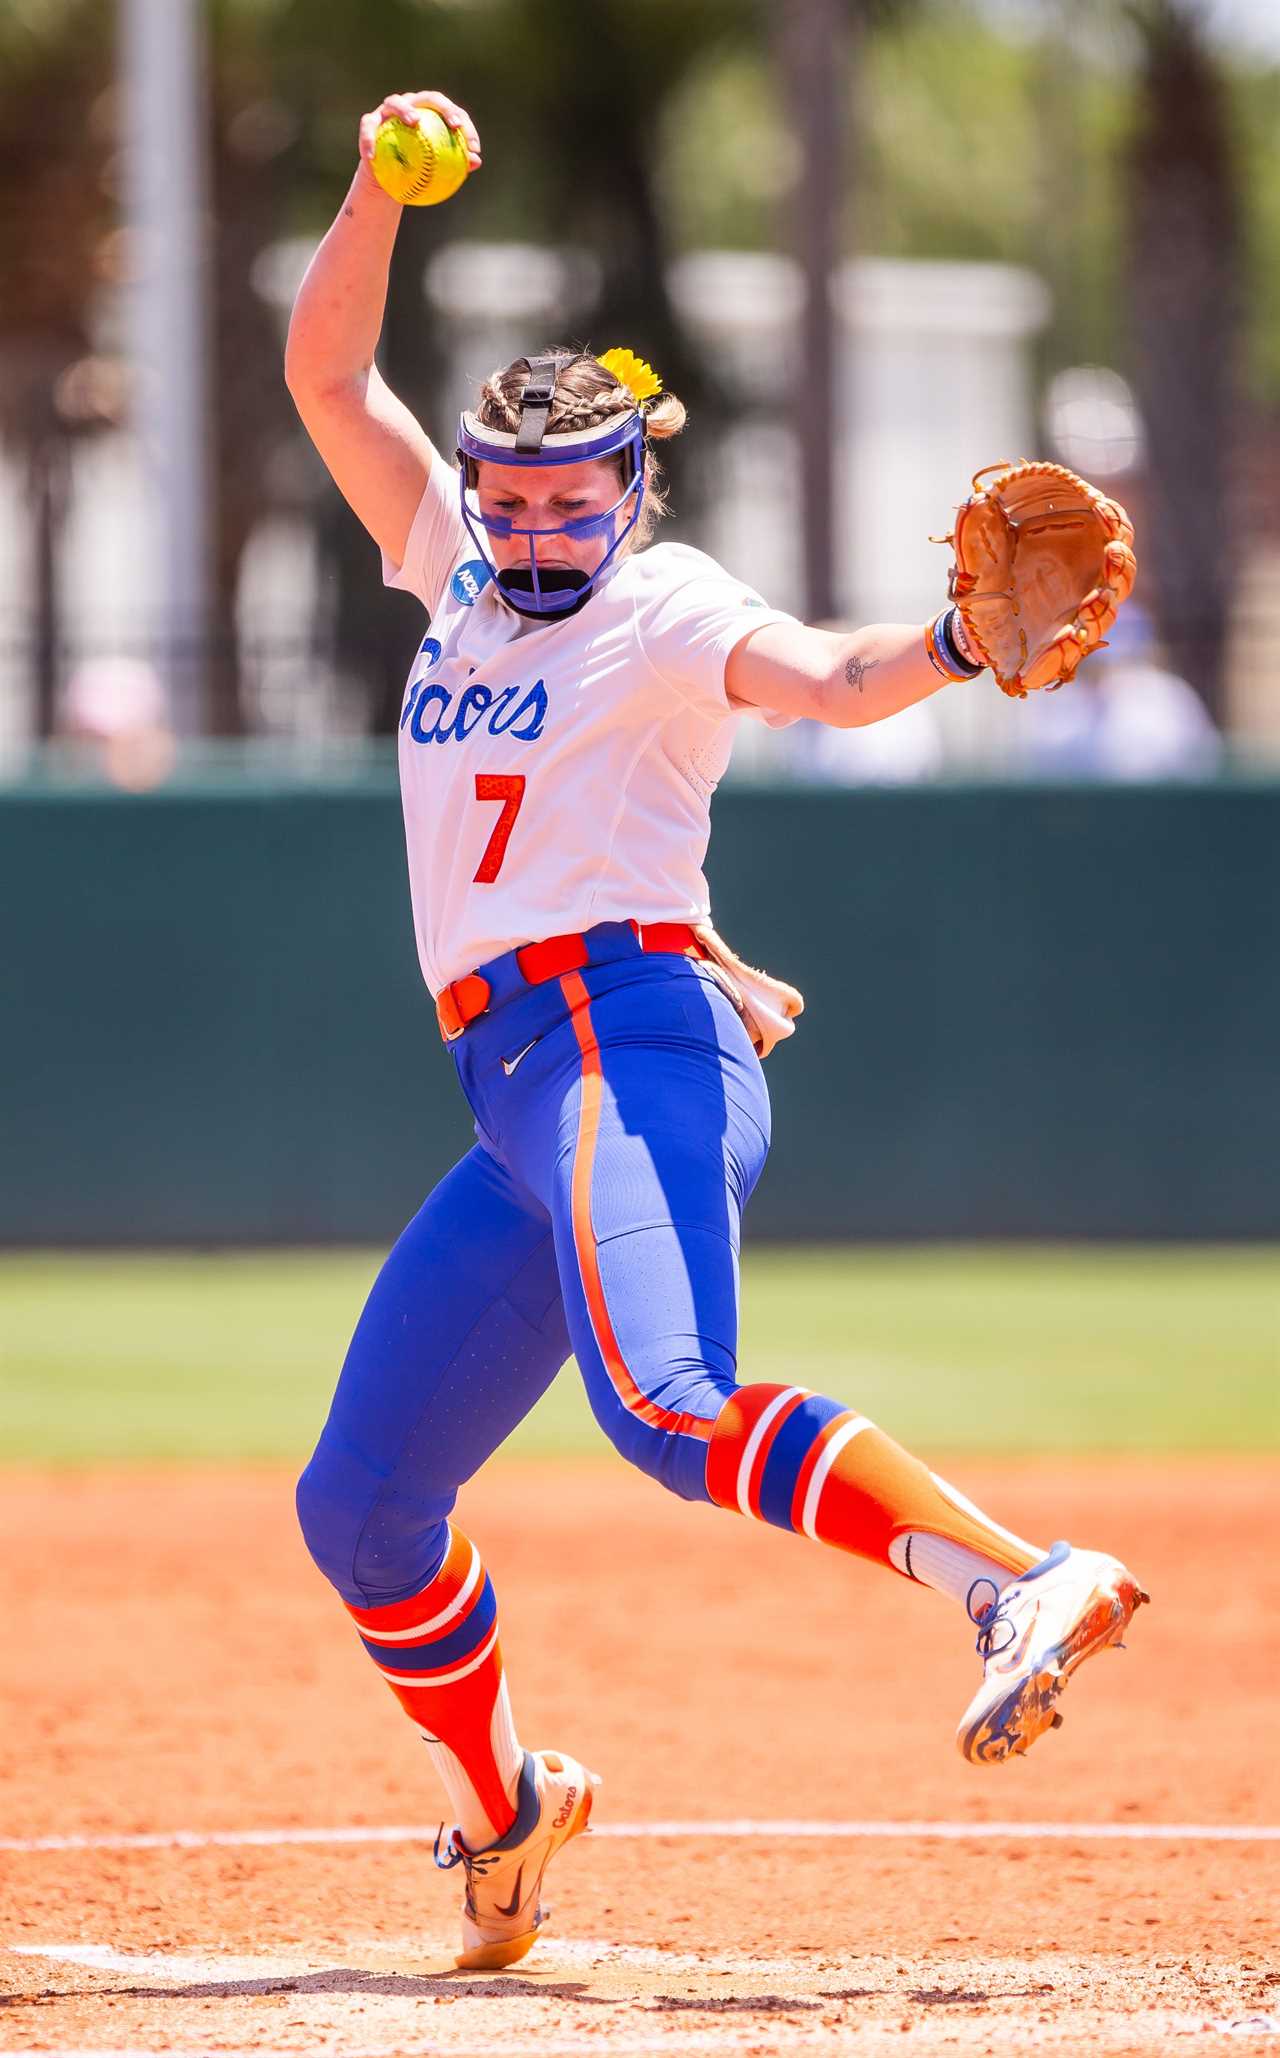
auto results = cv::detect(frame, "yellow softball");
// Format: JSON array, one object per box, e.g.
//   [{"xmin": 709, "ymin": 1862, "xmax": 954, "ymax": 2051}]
[{"xmin": 371, "ymin": 110, "xmax": 470, "ymax": 207}]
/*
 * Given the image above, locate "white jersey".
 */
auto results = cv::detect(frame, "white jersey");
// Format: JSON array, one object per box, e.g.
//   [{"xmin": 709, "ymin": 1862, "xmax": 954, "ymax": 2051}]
[{"xmin": 383, "ymin": 460, "xmax": 797, "ymax": 996}]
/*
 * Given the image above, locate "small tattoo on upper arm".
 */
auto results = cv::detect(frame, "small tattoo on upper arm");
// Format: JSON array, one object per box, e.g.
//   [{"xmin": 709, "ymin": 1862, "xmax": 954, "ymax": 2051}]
[
  {"xmin": 845, "ymin": 654, "xmax": 878, "ymax": 693},
  {"xmin": 343, "ymin": 202, "xmax": 354, "ymax": 218}
]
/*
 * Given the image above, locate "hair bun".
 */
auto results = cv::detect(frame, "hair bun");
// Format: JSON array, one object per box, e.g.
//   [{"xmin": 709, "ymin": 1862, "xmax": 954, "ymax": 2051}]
[{"xmin": 639, "ymin": 391, "xmax": 687, "ymax": 441}]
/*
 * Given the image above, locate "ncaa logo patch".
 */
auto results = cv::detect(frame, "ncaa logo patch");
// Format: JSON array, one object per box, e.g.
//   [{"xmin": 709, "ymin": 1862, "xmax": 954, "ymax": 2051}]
[{"xmin": 451, "ymin": 559, "xmax": 493, "ymax": 606}]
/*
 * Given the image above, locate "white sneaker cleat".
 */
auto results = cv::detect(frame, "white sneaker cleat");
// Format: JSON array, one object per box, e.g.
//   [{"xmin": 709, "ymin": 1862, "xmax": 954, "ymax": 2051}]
[
  {"xmin": 957, "ymin": 1539, "xmax": 1149, "ymax": 1766},
  {"xmin": 435, "ymin": 1748, "xmax": 599, "ymax": 1970}
]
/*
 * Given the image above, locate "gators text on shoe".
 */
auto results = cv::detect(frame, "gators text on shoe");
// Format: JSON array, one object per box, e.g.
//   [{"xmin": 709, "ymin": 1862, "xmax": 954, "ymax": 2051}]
[
  {"xmin": 957, "ymin": 1540, "xmax": 1149, "ymax": 1766},
  {"xmin": 434, "ymin": 1748, "xmax": 598, "ymax": 1970}
]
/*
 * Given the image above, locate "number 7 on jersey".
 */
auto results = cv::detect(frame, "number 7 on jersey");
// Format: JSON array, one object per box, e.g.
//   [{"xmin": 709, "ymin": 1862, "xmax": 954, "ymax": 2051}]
[{"xmin": 472, "ymin": 774, "xmax": 526, "ymax": 884}]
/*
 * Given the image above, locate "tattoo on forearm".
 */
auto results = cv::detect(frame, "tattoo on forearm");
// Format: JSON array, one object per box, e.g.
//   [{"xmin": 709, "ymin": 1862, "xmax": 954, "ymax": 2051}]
[{"xmin": 845, "ymin": 654, "xmax": 878, "ymax": 693}]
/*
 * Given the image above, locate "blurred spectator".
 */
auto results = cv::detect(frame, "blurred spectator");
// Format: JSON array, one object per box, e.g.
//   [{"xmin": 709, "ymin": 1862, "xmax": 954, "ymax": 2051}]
[
  {"xmin": 57, "ymin": 656, "xmax": 176, "ymax": 790},
  {"xmin": 1016, "ymin": 604, "xmax": 1223, "ymax": 780}
]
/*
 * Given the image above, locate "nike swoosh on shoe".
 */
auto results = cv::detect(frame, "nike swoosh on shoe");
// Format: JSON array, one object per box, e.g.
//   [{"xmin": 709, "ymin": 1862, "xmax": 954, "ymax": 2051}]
[
  {"xmin": 494, "ymin": 1864, "xmax": 525, "ymax": 1919},
  {"xmin": 987, "ymin": 1608, "xmax": 1038, "ymax": 1675}
]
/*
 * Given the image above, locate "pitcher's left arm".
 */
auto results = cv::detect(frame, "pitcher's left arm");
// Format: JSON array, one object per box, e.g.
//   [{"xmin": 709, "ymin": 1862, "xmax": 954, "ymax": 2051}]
[{"xmin": 725, "ymin": 608, "xmax": 982, "ymax": 729}]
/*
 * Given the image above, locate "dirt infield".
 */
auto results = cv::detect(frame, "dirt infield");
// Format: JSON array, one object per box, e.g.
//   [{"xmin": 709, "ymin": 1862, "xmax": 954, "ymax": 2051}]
[{"xmin": 3, "ymin": 1458, "xmax": 1278, "ymax": 2054}]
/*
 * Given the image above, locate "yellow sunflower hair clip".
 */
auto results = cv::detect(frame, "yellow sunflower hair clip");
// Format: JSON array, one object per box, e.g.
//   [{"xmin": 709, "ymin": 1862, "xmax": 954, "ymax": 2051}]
[{"xmin": 597, "ymin": 347, "xmax": 663, "ymax": 405}]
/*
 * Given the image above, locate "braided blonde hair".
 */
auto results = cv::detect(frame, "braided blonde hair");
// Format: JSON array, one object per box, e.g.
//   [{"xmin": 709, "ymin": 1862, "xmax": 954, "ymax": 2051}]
[{"xmin": 474, "ymin": 349, "xmax": 686, "ymax": 549}]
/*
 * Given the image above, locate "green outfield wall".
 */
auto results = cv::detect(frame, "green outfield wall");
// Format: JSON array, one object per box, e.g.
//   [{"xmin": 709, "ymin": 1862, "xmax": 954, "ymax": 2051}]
[{"xmin": 2, "ymin": 776, "xmax": 1277, "ymax": 1243}]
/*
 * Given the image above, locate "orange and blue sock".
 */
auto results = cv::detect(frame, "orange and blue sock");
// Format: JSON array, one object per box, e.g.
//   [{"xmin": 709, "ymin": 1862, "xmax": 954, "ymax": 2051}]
[
  {"xmin": 706, "ymin": 1384, "xmax": 1041, "ymax": 1597},
  {"xmin": 345, "ymin": 1524, "xmax": 522, "ymax": 1849}
]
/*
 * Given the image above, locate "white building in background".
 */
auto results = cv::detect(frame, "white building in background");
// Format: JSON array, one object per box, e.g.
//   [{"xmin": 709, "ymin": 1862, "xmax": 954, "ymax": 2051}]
[
  {"xmin": 663, "ymin": 251, "xmax": 1049, "ymax": 772},
  {"xmin": 0, "ymin": 248, "xmax": 1049, "ymax": 765}
]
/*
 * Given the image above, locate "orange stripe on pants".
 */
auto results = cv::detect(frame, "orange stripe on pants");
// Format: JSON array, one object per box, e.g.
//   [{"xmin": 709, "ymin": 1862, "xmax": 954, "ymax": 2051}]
[{"xmin": 560, "ymin": 970, "xmax": 713, "ymax": 1443}]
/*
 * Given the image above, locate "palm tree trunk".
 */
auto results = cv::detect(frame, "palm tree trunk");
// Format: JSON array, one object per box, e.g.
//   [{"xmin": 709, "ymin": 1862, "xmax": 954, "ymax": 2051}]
[
  {"xmin": 1125, "ymin": 0, "xmax": 1241, "ymax": 722},
  {"xmin": 774, "ymin": 0, "xmax": 852, "ymax": 625},
  {"xmin": 32, "ymin": 436, "xmax": 70, "ymax": 740}
]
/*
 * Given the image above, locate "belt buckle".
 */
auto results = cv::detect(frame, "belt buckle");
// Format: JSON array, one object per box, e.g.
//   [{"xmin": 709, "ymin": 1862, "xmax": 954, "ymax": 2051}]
[
  {"xmin": 436, "ymin": 986, "xmax": 466, "ymax": 1041},
  {"xmin": 436, "ymin": 972, "xmax": 493, "ymax": 1042}
]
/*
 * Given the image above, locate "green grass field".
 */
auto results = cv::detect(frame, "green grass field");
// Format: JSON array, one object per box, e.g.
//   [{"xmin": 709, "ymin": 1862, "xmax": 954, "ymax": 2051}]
[{"xmin": 2, "ymin": 1247, "xmax": 1276, "ymax": 1464}]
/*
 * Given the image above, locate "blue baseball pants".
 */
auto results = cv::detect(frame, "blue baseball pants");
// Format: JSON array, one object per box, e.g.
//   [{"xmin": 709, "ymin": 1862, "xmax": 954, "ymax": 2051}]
[{"xmin": 296, "ymin": 922, "xmax": 772, "ymax": 1607}]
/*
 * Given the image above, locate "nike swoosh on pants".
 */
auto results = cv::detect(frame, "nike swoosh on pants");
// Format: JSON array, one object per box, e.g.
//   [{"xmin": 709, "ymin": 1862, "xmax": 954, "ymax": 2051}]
[{"xmin": 501, "ymin": 1038, "xmax": 539, "ymax": 1076}]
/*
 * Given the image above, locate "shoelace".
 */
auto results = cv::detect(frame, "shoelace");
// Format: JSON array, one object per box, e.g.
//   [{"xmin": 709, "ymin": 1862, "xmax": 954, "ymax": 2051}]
[
  {"xmin": 966, "ymin": 1576, "xmax": 1020, "ymax": 1662},
  {"xmin": 432, "ymin": 1825, "xmax": 501, "ymax": 1878},
  {"xmin": 434, "ymin": 1825, "xmax": 506, "ymax": 1920}
]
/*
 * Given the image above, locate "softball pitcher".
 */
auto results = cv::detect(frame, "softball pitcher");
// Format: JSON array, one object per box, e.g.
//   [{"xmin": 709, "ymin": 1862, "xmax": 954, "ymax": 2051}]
[{"xmin": 285, "ymin": 89, "xmax": 1147, "ymax": 1972}]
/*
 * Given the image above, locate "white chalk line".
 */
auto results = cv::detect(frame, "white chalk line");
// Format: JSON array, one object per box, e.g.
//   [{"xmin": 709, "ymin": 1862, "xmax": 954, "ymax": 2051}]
[
  {"xmin": 0, "ymin": 1934, "xmax": 883, "ymax": 2058},
  {"xmin": 0, "ymin": 2044, "xmax": 849, "ymax": 2058},
  {"xmin": 10, "ymin": 1942, "xmax": 1280, "ymax": 2058},
  {"xmin": 9, "ymin": 1937, "xmax": 767, "ymax": 1981},
  {"xmin": 20, "ymin": 2043, "xmax": 1265, "ymax": 2058},
  {"xmin": 10, "ymin": 1942, "xmax": 1276, "ymax": 2053},
  {"xmin": 17, "ymin": 2046, "xmax": 1278, "ymax": 2058},
  {"xmin": 10, "ymin": 1942, "xmax": 323, "ymax": 1981},
  {"xmin": 2, "ymin": 1817, "xmax": 1277, "ymax": 1855},
  {"xmin": 12, "ymin": 1937, "xmax": 745, "ymax": 1980},
  {"xmin": 6, "ymin": 1942, "xmax": 850, "ymax": 2056},
  {"xmin": 0, "ymin": 2048, "xmax": 850, "ymax": 2057}
]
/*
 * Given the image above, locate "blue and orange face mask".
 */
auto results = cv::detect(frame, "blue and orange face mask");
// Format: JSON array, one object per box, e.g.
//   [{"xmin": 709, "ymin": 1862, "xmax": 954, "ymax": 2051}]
[{"xmin": 455, "ymin": 351, "xmax": 651, "ymax": 620}]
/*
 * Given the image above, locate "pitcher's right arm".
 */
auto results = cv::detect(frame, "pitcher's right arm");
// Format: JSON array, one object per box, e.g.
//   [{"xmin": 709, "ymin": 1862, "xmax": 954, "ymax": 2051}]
[{"xmin": 284, "ymin": 91, "xmax": 481, "ymax": 566}]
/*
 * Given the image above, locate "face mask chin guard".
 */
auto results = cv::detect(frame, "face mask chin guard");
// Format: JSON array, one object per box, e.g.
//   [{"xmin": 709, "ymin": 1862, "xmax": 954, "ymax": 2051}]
[{"xmin": 456, "ymin": 354, "xmax": 646, "ymax": 619}]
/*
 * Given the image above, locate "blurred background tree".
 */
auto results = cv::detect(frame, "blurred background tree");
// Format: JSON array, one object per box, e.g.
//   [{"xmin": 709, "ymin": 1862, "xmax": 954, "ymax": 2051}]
[
  {"xmin": 0, "ymin": 0, "xmax": 117, "ymax": 737},
  {"xmin": 1124, "ymin": 0, "xmax": 1243, "ymax": 722},
  {"xmin": 5, "ymin": 0, "xmax": 1280, "ymax": 734},
  {"xmin": 207, "ymin": 0, "xmax": 306, "ymax": 733}
]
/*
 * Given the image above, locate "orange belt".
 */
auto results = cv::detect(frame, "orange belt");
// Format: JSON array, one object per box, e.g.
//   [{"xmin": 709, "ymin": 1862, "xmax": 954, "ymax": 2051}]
[{"xmin": 435, "ymin": 920, "xmax": 705, "ymax": 1042}]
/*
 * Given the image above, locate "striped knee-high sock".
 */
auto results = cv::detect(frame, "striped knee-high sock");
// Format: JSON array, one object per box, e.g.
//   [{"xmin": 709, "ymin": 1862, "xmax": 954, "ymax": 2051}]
[
  {"xmin": 706, "ymin": 1385, "xmax": 1042, "ymax": 1600},
  {"xmin": 344, "ymin": 1525, "xmax": 521, "ymax": 1849}
]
